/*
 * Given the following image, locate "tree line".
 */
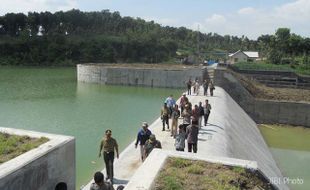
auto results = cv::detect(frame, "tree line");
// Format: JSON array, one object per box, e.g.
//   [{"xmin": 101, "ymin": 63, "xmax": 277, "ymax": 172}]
[
  {"xmin": 0, "ymin": 9, "xmax": 309, "ymax": 66},
  {"xmin": 258, "ymin": 28, "xmax": 310, "ymax": 65}
]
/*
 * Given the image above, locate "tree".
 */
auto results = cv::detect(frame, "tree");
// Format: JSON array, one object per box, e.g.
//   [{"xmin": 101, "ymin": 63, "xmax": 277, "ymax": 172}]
[{"xmin": 275, "ymin": 28, "xmax": 290, "ymax": 54}]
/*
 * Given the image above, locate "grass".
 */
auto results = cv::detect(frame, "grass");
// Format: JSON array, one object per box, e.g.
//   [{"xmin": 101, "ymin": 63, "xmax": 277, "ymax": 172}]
[
  {"xmin": 152, "ymin": 158, "xmax": 275, "ymax": 190},
  {"xmin": 0, "ymin": 133, "xmax": 49, "ymax": 164},
  {"xmin": 233, "ymin": 61, "xmax": 310, "ymax": 76}
]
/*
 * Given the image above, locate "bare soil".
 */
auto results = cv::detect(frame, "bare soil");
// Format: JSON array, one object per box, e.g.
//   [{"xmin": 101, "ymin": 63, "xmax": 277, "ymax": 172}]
[
  {"xmin": 152, "ymin": 158, "xmax": 274, "ymax": 190},
  {"xmin": 230, "ymin": 70, "xmax": 310, "ymax": 102}
]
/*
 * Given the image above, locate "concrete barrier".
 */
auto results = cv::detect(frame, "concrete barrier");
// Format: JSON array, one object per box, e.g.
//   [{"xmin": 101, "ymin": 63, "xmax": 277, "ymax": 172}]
[
  {"xmin": 0, "ymin": 127, "xmax": 75, "ymax": 190},
  {"xmin": 214, "ymin": 68, "xmax": 310, "ymax": 127},
  {"xmin": 125, "ymin": 150, "xmax": 258, "ymax": 190},
  {"xmin": 77, "ymin": 64, "xmax": 206, "ymax": 88}
]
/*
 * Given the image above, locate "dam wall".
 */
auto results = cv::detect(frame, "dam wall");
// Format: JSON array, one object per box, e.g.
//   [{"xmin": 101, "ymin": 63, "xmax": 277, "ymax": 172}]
[
  {"xmin": 0, "ymin": 128, "xmax": 75, "ymax": 190},
  {"xmin": 82, "ymin": 87, "xmax": 287, "ymax": 190},
  {"xmin": 214, "ymin": 68, "xmax": 310, "ymax": 127},
  {"xmin": 77, "ymin": 64, "xmax": 207, "ymax": 88}
]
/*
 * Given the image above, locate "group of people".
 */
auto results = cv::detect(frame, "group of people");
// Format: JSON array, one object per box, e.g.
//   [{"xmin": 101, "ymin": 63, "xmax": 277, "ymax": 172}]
[
  {"xmin": 161, "ymin": 93, "xmax": 212, "ymax": 153},
  {"xmin": 92, "ymin": 80, "xmax": 214, "ymax": 190},
  {"xmin": 187, "ymin": 78, "xmax": 215, "ymax": 96}
]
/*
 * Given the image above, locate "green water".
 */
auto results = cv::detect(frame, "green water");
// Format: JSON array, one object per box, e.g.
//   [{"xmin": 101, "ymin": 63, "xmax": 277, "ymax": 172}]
[
  {"xmin": 259, "ymin": 125, "xmax": 310, "ymax": 190},
  {"xmin": 0, "ymin": 67, "xmax": 181, "ymax": 189}
]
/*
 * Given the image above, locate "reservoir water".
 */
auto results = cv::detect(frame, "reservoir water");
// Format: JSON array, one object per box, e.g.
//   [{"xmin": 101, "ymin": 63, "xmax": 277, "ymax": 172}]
[
  {"xmin": 259, "ymin": 125, "xmax": 310, "ymax": 190},
  {"xmin": 0, "ymin": 67, "xmax": 181, "ymax": 189}
]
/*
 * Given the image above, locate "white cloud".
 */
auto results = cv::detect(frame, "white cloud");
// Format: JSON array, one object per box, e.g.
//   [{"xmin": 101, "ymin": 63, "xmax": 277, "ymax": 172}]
[
  {"xmin": 0, "ymin": 0, "xmax": 78, "ymax": 15},
  {"xmin": 205, "ymin": 14, "xmax": 226, "ymax": 25},
  {"xmin": 274, "ymin": 0, "xmax": 310, "ymax": 22},
  {"xmin": 192, "ymin": 0, "xmax": 310, "ymax": 39},
  {"xmin": 238, "ymin": 7, "xmax": 256, "ymax": 15}
]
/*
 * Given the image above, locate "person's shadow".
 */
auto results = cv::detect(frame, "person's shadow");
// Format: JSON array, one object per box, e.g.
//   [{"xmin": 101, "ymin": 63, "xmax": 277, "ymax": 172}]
[
  {"xmin": 207, "ymin": 123, "xmax": 224, "ymax": 130},
  {"xmin": 113, "ymin": 178, "xmax": 129, "ymax": 185}
]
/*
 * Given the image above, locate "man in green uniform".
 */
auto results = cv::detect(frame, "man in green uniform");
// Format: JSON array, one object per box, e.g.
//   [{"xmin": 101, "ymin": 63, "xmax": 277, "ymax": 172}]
[{"xmin": 99, "ymin": 129, "xmax": 119, "ymax": 183}]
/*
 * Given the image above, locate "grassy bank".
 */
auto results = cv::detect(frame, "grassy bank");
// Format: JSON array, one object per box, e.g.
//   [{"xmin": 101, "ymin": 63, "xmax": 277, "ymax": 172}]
[
  {"xmin": 152, "ymin": 158, "xmax": 274, "ymax": 190},
  {"xmin": 0, "ymin": 133, "xmax": 48, "ymax": 164},
  {"xmin": 234, "ymin": 62, "xmax": 310, "ymax": 76}
]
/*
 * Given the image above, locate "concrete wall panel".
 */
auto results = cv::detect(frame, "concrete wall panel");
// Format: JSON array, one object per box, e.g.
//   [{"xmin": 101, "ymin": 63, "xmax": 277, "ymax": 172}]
[
  {"xmin": 77, "ymin": 64, "xmax": 205, "ymax": 88},
  {"xmin": 214, "ymin": 68, "xmax": 310, "ymax": 127},
  {"xmin": 0, "ymin": 128, "xmax": 75, "ymax": 190}
]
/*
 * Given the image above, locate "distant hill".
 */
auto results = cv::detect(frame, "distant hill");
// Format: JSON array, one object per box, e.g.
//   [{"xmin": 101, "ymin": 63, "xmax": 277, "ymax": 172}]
[{"xmin": 0, "ymin": 9, "xmax": 308, "ymax": 66}]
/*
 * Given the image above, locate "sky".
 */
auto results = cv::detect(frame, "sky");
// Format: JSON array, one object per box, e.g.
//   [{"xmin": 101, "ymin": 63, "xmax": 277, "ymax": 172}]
[{"xmin": 0, "ymin": 0, "xmax": 309, "ymax": 39}]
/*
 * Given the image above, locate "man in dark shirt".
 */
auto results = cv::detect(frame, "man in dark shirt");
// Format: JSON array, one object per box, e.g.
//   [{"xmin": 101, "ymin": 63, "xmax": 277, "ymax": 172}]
[
  {"xmin": 143, "ymin": 134, "xmax": 162, "ymax": 159},
  {"xmin": 198, "ymin": 102, "xmax": 204, "ymax": 128},
  {"xmin": 186, "ymin": 122, "xmax": 199, "ymax": 153},
  {"xmin": 161, "ymin": 103, "xmax": 170, "ymax": 131},
  {"xmin": 203, "ymin": 79, "xmax": 209, "ymax": 96},
  {"xmin": 191, "ymin": 104, "xmax": 200, "ymax": 125},
  {"xmin": 99, "ymin": 130, "xmax": 119, "ymax": 183},
  {"xmin": 204, "ymin": 99, "xmax": 212, "ymax": 126},
  {"xmin": 90, "ymin": 171, "xmax": 114, "ymax": 190},
  {"xmin": 135, "ymin": 122, "xmax": 152, "ymax": 161},
  {"xmin": 187, "ymin": 79, "xmax": 192, "ymax": 95}
]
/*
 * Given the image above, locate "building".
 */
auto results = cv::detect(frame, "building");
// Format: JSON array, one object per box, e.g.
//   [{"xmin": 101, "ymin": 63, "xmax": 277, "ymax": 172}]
[{"xmin": 228, "ymin": 50, "xmax": 259, "ymax": 64}]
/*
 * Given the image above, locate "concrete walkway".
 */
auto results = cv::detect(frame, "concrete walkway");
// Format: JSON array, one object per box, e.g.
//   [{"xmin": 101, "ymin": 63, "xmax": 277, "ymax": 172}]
[
  {"xmin": 82, "ymin": 86, "xmax": 287, "ymax": 190},
  {"xmin": 82, "ymin": 87, "xmax": 209, "ymax": 189}
]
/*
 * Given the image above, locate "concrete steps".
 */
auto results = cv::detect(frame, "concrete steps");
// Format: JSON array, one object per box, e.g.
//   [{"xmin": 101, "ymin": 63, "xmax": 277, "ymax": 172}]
[{"xmin": 242, "ymin": 74, "xmax": 310, "ymax": 89}]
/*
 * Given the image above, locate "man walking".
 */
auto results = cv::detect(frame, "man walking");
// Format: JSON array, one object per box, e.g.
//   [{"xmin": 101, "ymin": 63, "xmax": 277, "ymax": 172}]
[
  {"xmin": 186, "ymin": 79, "xmax": 192, "ymax": 95},
  {"xmin": 161, "ymin": 103, "xmax": 170, "ymax": 131},
  {"xmin": 198, "ymin": 102, "xmax": 204, "ymax": 128},
  {"xmin": 186, "ymin": 122, "xmax": 199, "ymax": 153},
  {"xmin": 165, "ymin": 94, "xmax": 176, "ymax": 115},
  {"xmin": 191, "ymin": 104, "xmax": 200, "ymax": 126},
  {"xmin": 171, "ymin": 105, "xmax": 180, "ymax": 138},
  {"xmin": 99, "ymin": 129, "xmax": 119, "ymax": 183},
  {"xmin": 135, "ymin": 122, "xmax": 152, "ymax": 161},
  {"xmin": 179, "ymin": 93, "xmax": 187, "ymax": 114},
  {"xmin": 143, "ymin": 134, "xmax": 162, "ymax": 159},
  {"xmin": 209, "ymin": 80, "xmax": 215, "ymax": 96},
  {"xmin": 204, "ymin": 99, "xmax": 212, "ymax": 126},
  {"xmin": 203, "ymin": 79, "xmax": 209, "ymax": 96}
]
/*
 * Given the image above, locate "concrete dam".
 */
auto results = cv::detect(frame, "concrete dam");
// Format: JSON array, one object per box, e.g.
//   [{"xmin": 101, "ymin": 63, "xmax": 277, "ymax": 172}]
[
  {"xmin": 79, "ymin": 64, "xmax": 288, "ymax": 190},
  {"xmin": 77, "ymin": 64, "xmax": 207, "ymax": 88}
]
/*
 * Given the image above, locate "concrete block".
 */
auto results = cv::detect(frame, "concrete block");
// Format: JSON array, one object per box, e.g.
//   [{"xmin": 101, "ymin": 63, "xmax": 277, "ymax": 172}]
[
  {"xmin": 124, "ymin": 150, "xmax": 259, "ymax": 190},
  {"xmin": 0, "ymin": 127, "xmax": 75, "ymax": 190}
]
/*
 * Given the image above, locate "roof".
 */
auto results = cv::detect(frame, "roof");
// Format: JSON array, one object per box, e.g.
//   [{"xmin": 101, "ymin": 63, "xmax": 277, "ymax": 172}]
[
  {"xmin": 229, "ymin": 50, "xmax": 259, "ymax": 58},
  {"xmin": 243, "ymin": 51, "xmax": 259, "ymax": 58}
]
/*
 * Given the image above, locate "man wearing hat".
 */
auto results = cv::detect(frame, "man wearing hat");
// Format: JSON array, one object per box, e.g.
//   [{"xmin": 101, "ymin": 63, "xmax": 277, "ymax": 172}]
[
  {"xmin": 99, "ymin": 129, "xmax": 119, "ymax": 183},
  {"xmin": 135, "ymin": 122, "xmax": 152, "ymax": 161},
  {"xmin": 143, "ymin": 134, "xmax": 162, "ymax": 159}
]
